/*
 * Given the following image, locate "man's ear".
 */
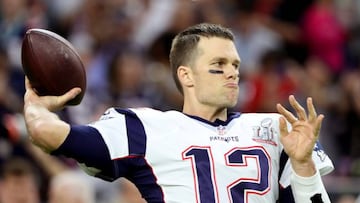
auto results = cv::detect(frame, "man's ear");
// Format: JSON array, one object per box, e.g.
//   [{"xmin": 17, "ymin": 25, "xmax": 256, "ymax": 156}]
[{"xmin": 178, "ymin": 65, "xmax": 194, "ymax": 88}]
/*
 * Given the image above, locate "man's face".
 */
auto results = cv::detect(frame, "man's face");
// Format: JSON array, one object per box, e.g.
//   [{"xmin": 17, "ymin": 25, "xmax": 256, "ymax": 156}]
[
  {"xmin": 0, "ymin": 175, "xmax": 39, "ymax": 203},
  {"xmin": 190, "ymin": 37, "xmax": 240, "ymax": 109}
]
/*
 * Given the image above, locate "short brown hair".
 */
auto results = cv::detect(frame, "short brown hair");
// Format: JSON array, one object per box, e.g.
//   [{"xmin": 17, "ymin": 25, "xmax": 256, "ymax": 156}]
[
  {"xmin": 1, "ymin": 156, "xmax": 40, "ymax": 186},
  {"xmin": 169, "ymin": 23, "xmax": 235, "ymax": 94}
]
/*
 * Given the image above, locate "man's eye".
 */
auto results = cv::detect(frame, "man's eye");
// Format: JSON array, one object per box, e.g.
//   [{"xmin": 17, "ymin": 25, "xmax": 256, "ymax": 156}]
[
  {"xmin": 213, "ymin": 61, "xmax": 224, "ymax": 66},
  {"xmin": 233, "ymin": 63, "xmax": 239, "ymax": 69}
]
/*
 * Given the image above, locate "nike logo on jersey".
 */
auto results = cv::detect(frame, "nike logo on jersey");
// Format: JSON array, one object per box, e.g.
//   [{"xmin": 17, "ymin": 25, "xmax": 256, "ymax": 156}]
[
  {"xmin": 100, "ymin": 116, "xmax": 115, "ymax": 120},
  {"xmin": 97, "ymin": 110, "xmax": 115, "ymax": 121}
]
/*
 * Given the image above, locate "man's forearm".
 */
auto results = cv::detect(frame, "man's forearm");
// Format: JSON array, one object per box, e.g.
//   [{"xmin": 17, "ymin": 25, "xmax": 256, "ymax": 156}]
[{"xmin": 24, "ymin": 104, "xmax": 70, "ymax": 153}]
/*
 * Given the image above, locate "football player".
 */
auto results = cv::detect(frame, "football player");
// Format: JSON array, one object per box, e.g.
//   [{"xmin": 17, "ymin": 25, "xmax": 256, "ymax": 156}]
[{"xmin": 23, "ymin": 23, "xmax": 333, "ymax": 202}]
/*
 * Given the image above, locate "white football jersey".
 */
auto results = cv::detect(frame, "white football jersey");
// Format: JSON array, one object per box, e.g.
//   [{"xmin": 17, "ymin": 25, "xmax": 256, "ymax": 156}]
[{"xmin": 85, "ymin": 107, "xmax": 334, "ymax": 203}]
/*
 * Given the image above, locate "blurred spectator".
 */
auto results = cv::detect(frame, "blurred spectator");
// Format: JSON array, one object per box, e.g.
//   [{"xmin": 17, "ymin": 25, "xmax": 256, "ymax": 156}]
[
  {"xmin": 193, "ymin": 0, "xmax": 227, "ymax": 26},
  {"xmin": 0, "ymin": 156, "xmax": 42, "ymax": 203},
  {"xmin": 131, "ymin": 0, "xmax": 177, "ymax": 51},
  {"xmin": 111, "ymin": 179, "xmax": 146, "ymax": 203},
  {"xmin": 106, "ymin": 50, "xmax": 153, "ymax": 108},
  {"xmin": 230, "ymin": 0, "xmax": 282, "ymax": 76},
  {"xmin": 0, "ymin": 47, "xmax": 24, "ymax": 142},
  {"xmin": 0, "ymin": 45, "xmax": 28, "ymax": 173},
  {"xmin": 345, "ymin": 24, "xmax": 360, "ymax": 69},
  {"xmin": 25, "ymin": 142, "xmax": 118, "ymax": 203},
  {"xmin": 46, "ymin": 0, "xmax": 84, "ymax": 36},
  {"xmin": 334, "ymin": 69, "xmax": 360, "ymax": 176},
  {"xmin": 336, "ymin": 194, "xmax": 357, "ymax": 203},
  {"xmin": 0, "ymin": 0, "xmax": 27, "ymax": 54},
  {"xmin": 302, "ymin": 57, "xmax": 338, "ymax": 111},
  {"xmin": 300, "ymin": 57, "xmax": 345, "ymax": 165},
  {"xmin": 240, "ymin": 50, "xmax": 297, "ymax": 113},
  {"xmin": 0, "ymin": 0, "xmax": 48, "ymax": 97},
  {"xmin": 264, "ymin": 0, "xmax": 314, "ymax": 64},
  {"xmin": 48, "ymin": 170, "xmax": 95, "ymax": 203},
  {"xmin": 301, "ymin": 0, "xmax": 347, "ymax": 75},
  {"xmin": 146, "ymin": 32, "xmax": 183, "ymax": 111},
  {"xmin": 66, "ymin": 50, "xmax": 154, "ymax": 124},
  {"xmin": 68, "ymin": 0, "xmax": 136, "ymax": 103}
]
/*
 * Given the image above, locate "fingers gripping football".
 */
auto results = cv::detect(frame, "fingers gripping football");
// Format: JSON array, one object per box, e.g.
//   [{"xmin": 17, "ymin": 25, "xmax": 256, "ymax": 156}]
[{"xmin": 24, "ymin": 77, "xmax": 81, "ymax": 112}]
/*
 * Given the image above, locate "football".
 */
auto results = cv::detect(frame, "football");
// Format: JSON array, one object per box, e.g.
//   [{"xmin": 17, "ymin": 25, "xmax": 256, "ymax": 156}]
[{"xmin": 21, "ymin": 28, "xmax": 86, "ymax": 105}]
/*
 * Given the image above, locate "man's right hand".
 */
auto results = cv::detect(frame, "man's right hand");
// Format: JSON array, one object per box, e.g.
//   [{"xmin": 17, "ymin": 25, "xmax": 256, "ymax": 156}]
[
  {"xmin": 24, "ymin": 77, "xmax": 81, "ymax": 112},
  {"xmin": 23, "ymin": 76, "xmax": 80, "ymax": 152}
]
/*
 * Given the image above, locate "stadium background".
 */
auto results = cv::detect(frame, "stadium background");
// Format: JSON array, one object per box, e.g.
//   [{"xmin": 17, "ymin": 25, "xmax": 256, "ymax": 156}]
[{"xmin": 0, "ymin": 0, "xmax": 360, "ymax": 202}]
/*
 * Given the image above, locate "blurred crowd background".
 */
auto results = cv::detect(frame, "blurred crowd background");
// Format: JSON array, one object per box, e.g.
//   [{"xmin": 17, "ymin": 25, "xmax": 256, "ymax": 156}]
[{"xmin": 1, "ymin": 0, "xmax": 360, "ymax": 202}]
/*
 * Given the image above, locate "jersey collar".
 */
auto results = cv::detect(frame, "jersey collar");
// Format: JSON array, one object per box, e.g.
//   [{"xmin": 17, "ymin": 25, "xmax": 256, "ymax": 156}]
[{"xmin": 184, "ymin": 112, "xmax": 241, "ymax": 127}]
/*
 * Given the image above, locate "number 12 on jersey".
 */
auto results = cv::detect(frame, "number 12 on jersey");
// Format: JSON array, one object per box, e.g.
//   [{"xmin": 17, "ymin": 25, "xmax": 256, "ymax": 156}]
[{"xmin": 182, "ymin": 146, "xmax": 271, "ymax": 203}]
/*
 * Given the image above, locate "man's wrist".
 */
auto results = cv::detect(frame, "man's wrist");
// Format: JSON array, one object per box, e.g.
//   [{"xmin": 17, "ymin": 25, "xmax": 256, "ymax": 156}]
[
  {"xmin": 290, "ymin": 159, "xmax": 316, "ymax": 177},
  {"xmin": 292, "ymin": 169, "xmax": 319, "ymax": 185}
]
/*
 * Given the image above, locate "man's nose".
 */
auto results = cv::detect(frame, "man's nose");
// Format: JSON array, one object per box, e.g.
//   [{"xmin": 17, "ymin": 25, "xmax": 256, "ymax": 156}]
[{"xmin": 224, "ymin": 66, "xmax": 239, "ymax": 79}]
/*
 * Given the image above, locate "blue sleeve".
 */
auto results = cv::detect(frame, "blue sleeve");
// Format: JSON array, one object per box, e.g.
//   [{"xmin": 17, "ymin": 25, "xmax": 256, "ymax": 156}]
[
  {"xmin": 51, "ymin": 125, "xmax": 116, "ymax": 179},
  {"xmin": 277, "ymin": 186, "xmax": 295, "ymax": 203},
  {"xmin": 277, "ymin": 150, "xmax": 295, "ymax": 203}
]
